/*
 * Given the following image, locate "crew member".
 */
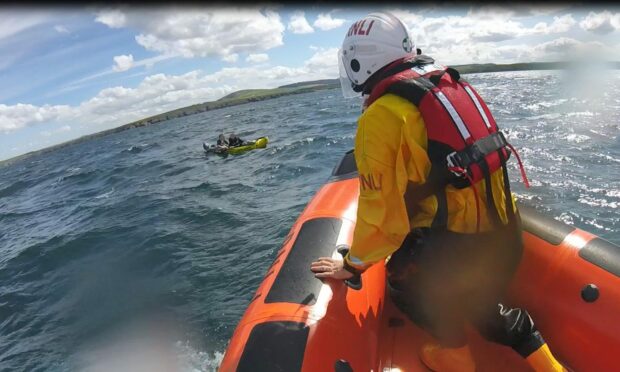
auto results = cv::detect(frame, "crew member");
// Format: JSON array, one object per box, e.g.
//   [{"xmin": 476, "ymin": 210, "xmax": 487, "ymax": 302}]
[
  {"xmin": 228, "ymin": 133, "xmax": 244, "ymax": 147},
  {"xmin": 310, "ymin": 11, "xmax": 565, "ymax": 372},
  {"xmin": 217, "ymin": 134, "xmax": 229, "ymax": 147}
]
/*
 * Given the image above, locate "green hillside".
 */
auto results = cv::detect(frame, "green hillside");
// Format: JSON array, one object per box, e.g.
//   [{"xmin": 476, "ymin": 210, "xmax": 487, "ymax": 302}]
[
  {"xmin": 279, "ymin": 79, "xmax": 340, "ymax": 88},
  {"xmin": 219, "ymin": 89, "xmax": 277, "ymax": 100},
  {"xmin": 137, "ymin": 81, "xmax": 338, "ymax": 125}
]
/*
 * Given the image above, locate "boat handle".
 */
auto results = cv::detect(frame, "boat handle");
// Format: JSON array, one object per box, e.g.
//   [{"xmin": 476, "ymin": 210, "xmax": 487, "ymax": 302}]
[{"xmin": 336, "ymin": 245, "xmax": 363, "ymax": 290}]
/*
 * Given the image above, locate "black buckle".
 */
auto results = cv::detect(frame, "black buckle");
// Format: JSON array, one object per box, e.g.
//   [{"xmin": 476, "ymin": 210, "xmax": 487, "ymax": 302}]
[
  {"xmin": 497, "ymin": 131, "xmax": 507, "ymax": 145},
  {"xmin": 446, "ymin": 152, "xmax": 467, "ymax": 178}
]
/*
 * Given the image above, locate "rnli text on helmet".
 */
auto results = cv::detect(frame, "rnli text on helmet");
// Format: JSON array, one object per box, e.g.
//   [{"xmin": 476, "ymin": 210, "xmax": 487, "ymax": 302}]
[{"xmin": 347, "ymin": 20, "xmax": 375, "ymax": 37}]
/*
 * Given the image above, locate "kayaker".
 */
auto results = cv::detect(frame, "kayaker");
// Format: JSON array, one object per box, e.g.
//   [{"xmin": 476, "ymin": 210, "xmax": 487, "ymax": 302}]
[
  {"xmin": 228, "ymin": 133, "xmax": 245, "ymax": 147},
  {"xmin": 310, "ymin": 11, "xmax": 565, "ymax": 372},
  {"xmin": 216, "ymin": 133, "xmax": 229, "ymax": 148}
]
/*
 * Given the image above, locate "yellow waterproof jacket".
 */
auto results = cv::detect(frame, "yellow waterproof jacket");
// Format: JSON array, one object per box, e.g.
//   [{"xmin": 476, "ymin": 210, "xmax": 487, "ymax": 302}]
[{"xmin": 344, "ymin": 94, "xmax": 517, "ymax": 273}]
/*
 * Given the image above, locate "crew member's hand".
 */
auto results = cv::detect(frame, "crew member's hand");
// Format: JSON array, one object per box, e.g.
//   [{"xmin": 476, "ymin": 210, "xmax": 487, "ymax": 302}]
[{"xmin": 310, "ymin": 257, "xmax": 354, "ymax": 280}]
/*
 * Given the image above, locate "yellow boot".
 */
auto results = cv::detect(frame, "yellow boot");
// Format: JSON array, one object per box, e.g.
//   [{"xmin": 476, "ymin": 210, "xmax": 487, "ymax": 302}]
[
  {"xmin": 419, "ymin": 342, "xmax": 476, "ymax": 372},
  {"xmin": 526, "ymin": 343, "xmax": 566, "ymax": 372}
]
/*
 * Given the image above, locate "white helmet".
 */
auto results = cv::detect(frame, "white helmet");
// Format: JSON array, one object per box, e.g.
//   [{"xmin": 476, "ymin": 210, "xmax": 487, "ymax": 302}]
[{"xmin": 338, "ymin": 11, "xmax": 415, "ymax": 98}]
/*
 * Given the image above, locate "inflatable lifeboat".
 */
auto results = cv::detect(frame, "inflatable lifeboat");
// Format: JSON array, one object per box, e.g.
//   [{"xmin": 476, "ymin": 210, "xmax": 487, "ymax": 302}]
[{"xmin": 219, "ymin": 150, "xmax": 620, "ymax": 372}]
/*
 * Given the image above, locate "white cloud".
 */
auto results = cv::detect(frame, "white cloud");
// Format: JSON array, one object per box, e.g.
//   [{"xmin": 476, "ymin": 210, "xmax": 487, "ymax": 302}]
[
  {"xmin": 246, "ymin": 53, "xmax": 269, "ymax": 63},
  {"xmin": 67, "ymin": 71, "xmax": 238, "ymax": 127},
  {"xmin": 95, "ymin": 9, "xmax": 127, "ymax": 28},
  {"xmin": 0, "ymin": 103, "xmax": 73, "ymax": 133},
  {"xmin": 466, "ymin": 5, "xmax": 569, "ymax": 19},
  {"xmin": 466, "ymin": 5, "xmax": 521, "ymax": 19},
  {"xmin": 535, "ymin": 37, "xmax": 580, "ymax": 54},
  {"xmin": 54, "ymin": 25, "xmax": 70, "ymax": 34},
  {"xmin": 136, "ymin": 54, "xmax": 173, "ymax": 69},
  {"xmin": 304, "ymin": 47, "xmax": 339, "ymax": 73},
  {"xmin": 57, "ymin": 54, "xmax": 175, "ymax": 93},
  {"xmin": 470, "ymin": 23, "xmax": 527, "ymax": 42},
  {"xmin": 0, "ymin": 11, "xmax": 52, "ymax": 41},
  {"xmin": 528, "ymin": 6, "xmax": 572, "ymax": 16},
  {"xmin": 579, "ymin": 11, "xmax": 620, "ymax": 34},
  {"xmin": 387, "ymin": 9, "xmax": 590, "ymax": 64},
  {"xmin": 112, "ymin": 54, "xmax": 134, "ymax": 72},
  {"xmin": 313, "ymin": 12, "xmax": 346, "ymax": 31},
  {"xmin": 459, "ymin": 37, "xmax": 619, "ymax": 64},
  {"xmin": 533, "ymin": 37, "xmax": 614, "ymax": 59},
  {"xmin": 391, "ymin": 8, "xmax": 578, "ymax": 46},
  {"xmin": 288, "ymin": 11, "xmax": 314, "ymax": 34},
  {"xmin": 533, "ymin": 14, "xmax": 576, "ymax": 34},
  {"xmin": 465, "ymin": 14, "xmax": 576, "ymax": 42},
  {"xmin": 1, "ymin": 47, "xmax": 340, "ymax": 135},
  {"xmin": 222, "ymin": 53, "xmax": 239, "ymax": 63},
  {"xmin": 95, "ymin": 7, "xmax": 285, "ymax": 63}
]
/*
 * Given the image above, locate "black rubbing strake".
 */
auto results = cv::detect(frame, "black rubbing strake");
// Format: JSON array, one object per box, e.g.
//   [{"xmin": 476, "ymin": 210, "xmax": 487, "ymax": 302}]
[
  {"xmin": 265, "ymin": 218, "xmax": 342, "ymax": 304},
  {"xmin": 579, "ymin": 238, "xmax": 620, "ymax": 278},
  {"xmin": 331, "ymin": 149, "xmax": 358, "ymax": 180},
  {"xmin": 237, "ymin": 321, "xmax": 309, "ymax": 372},
  {"xmin": 519, "ymin": 204, "xmax": 574, "ymax": 245}
]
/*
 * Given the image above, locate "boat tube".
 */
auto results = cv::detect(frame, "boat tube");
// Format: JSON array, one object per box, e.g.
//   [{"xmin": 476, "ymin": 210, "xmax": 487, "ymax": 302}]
[
  {"xmin": 203, "ymin": 137, "xmax": 269, "ymax": 155},
  {"xmin": 220, "ymin": 149, "xmax": 620, "ymax": 372}
]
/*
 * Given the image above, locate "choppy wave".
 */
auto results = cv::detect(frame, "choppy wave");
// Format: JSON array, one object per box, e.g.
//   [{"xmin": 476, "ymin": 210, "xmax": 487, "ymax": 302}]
[{"xmin": 0, "ymin": 71, "xmax": 619, "ymax": 370}]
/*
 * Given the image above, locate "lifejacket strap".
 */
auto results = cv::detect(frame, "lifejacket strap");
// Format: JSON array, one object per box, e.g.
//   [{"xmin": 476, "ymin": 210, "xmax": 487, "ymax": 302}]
[
  {"xmin": 499, "ymin": 151, "xmax": 516, "ymax": 223},
  {"xmin": 481, "ymin": 159, "xmax": 503, "ymax": 228},
  {"xmin": 385, "ymin": 79, "xmax": 432, "ymax": 106},
  {"xmin": 445, "ymin": 67, "xmax": 461, "ymax": 81},
  {"xmin": 449, "ymin": 132, "xmax": 510, "ymax": 170}
]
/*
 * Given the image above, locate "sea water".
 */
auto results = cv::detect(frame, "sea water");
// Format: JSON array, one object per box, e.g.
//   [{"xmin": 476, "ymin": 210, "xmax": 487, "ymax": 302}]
[{"xmin": 0, "ymin": 71, "xmax": 618, "ymax": 370}]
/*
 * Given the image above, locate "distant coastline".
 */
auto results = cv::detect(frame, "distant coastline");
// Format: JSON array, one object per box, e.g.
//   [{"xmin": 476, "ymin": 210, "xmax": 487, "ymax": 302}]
[{"xmin": 3, "ymin": 60, "xmax": 619, "ymax": 166}]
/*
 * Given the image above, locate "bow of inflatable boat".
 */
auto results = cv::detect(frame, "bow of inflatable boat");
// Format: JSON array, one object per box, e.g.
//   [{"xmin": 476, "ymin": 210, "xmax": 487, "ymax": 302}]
[{"xmin": 220, "ymin": 150, "xmax": 620, "ymax": 372}]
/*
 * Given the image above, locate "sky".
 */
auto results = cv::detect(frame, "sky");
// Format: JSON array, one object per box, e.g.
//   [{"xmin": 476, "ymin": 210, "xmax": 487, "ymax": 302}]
[{"xmin": 1, "ymin": 5, "xmax": 620, "ymax": 160}]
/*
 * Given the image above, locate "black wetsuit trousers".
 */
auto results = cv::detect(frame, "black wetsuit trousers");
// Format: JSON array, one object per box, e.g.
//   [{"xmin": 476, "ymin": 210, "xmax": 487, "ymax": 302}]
[{"xmin": 386, "ymin": 221, "xmax": 545, "ymax": 358}]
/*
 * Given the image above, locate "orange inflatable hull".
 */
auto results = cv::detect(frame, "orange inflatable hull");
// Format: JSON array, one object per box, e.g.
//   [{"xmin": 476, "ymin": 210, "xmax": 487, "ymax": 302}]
[{"xmin": 220, "ymin": 150, "xmax": 620, "ymax": 372}]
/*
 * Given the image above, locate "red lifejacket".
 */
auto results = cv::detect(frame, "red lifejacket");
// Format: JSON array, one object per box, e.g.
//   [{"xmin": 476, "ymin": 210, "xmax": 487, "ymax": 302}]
[{"xmin": 364, "ymin": 57, "xmax": 529, "ymax": 231}]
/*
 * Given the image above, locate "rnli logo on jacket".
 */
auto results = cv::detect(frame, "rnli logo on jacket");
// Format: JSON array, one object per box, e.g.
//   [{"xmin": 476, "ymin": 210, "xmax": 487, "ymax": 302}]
[
  {"xmin": 360, "ymin": 173, "xmax": 382, "ymax": 191},
  {"xmin": 347, "ymin": 20, "xmax": 375, "ymax": 37}
]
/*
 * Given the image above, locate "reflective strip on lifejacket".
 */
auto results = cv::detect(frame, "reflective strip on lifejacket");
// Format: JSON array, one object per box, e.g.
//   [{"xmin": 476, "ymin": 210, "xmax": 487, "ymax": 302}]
[
  {"xmin": 463, "ymin": 85, "xmax": 492, "ymax": 130},
  {"xmin": 434, "ymin": 91, "xmax": 472, "ymax": 141}
]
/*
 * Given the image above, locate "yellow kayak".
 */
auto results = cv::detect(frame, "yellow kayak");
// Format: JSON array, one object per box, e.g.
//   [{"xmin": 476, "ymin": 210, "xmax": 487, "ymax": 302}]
[
  {"xmin": 204, "ymin": 137, "xmax": 269, "ymax": 155},
  {"xmin": 226, "ymin": 137, "xmax": 269, "ymax": 154}
]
